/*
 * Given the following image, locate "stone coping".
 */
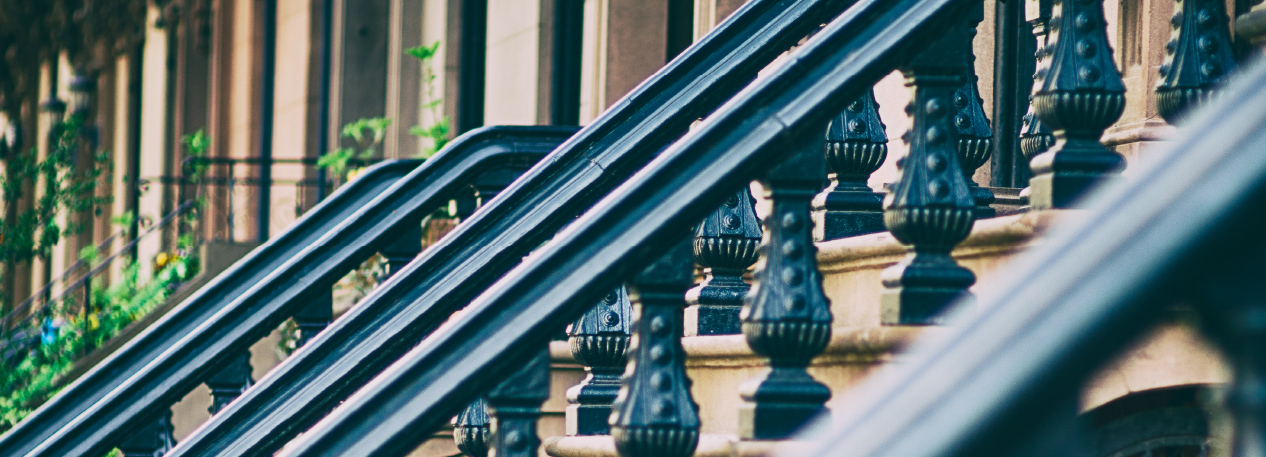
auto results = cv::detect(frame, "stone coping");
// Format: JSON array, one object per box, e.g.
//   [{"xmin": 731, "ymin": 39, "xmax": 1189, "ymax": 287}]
[
  {"xmin": 550, "ymin": 326, "xmax": 933, "ymax": 368},
  {"xmin": 816, "ymin": 210, "xmax": 1070, "ymax": 274},
  {"xmin": 544, "ymin": 434, "xmax": 815, "ymax": 457}
]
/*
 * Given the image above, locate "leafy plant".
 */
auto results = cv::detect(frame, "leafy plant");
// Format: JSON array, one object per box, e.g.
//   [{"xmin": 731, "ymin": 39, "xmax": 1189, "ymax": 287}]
[
  {"xmin": 318, "ymin": 117, "xmax": 391, "ymax": 184},
  {"xmin": 0, "ymin": 245, "xmax": 198, "ymax": 433},
  {"xmin": 405, "ymin": 41, "xmax": 452, "ymax": 158},
  {"xmin": 1, "ymin": 115, "xmax": 112, "ymax": 311},
  {"xmin": 0, "ymin": 125, "xmax": 205, "ymax": 436},
  {"xmin": 181, "ymin": 129, "xmax": 210, "ymax": 182}
]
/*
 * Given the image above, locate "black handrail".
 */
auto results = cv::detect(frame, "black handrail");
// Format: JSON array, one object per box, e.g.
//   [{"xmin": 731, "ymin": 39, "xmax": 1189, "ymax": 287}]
[
  {"xmin": 4, "ymin": 127, "xmax": 572, "ymax": 457},
  {"xmin": 0, "ymin": 158, "xmax": 420, "ymax": 455},
  {"xmin": 163, "ymin": 0, "xmax": 854, "ymax": 455},
  {"xmin": 272, "ymin": 0, "xmax": 972, "ymax": 454},
  {"xmin": 787, "ymin": 52, "xmax": 1266, "ymax": 457}
]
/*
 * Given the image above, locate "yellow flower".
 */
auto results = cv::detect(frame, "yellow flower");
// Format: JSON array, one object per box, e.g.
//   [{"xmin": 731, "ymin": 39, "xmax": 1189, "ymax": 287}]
[{"xmin": 154, "ymin": 253, "xmax": 169, "ymax": 269}]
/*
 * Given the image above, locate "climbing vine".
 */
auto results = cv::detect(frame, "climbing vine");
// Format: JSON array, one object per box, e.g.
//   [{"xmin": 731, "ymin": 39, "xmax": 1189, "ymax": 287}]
[{"xmin": 1, "ymin": 116, "xmax": 112, "ymax": 310}]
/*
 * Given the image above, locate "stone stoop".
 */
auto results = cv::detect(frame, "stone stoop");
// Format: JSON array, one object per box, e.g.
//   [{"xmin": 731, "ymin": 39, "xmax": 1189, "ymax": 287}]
[{"xmin": 539, "ymin": 209, "xmax": 1230, "ymax": 457}]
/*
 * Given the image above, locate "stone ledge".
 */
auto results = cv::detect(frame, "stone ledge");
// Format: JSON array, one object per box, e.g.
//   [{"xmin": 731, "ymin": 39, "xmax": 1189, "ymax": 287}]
[
  {"xmin": 550, "ymin": 326, "xmax": 929, "ymax": 369},
  {"xmin": 816, "ymin": 210, "xmax": 1070, "ymax": 275},
  {"xmin": 680, "ymin": 326, "xmax": 931, "ymax": 368},
  {"xmin": 1102, "ymin": 120, "xmax": 1176, "ymax": 147},
  {"xmin": 544, "ymin": 434, "xmax": 814, "ymax": 457}
]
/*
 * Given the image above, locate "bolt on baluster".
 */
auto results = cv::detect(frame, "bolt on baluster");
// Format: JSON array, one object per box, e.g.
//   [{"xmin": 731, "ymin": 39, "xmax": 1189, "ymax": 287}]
[
  {"xmin": 486, "ymin": 347, "xmax": 551, "ymax": 457},
  {"xmin": 451, "ymin": 347, "xmax": 550, "ymax": 457},
  {"xmin": 1156, "ymin": 0, "xmax": 1238, "ymax": 123},
  {"xmin": 611, "ymin": 239, "xmax": 700, "ymax": 457},
  {"xmin": 686, "ymin": 188, "xmax": 761, "ymax": 335},
  {"xmin": 1019, "ymin": 0, "xmax": 1056, "ymax": 195},
  {"xmin": 1029, "ymin": 0, "xmax": 1127, "ymax": 209},
  {"xmin": 812, "ymin": 88, "xmax": 888, "ymax": 242},
  {"xmin": 954, "ymin": 1, "xmax": 996, "ymax": 219},
  {"xmin": 881, "ymin": 11, "xmax": 979, "ymax": 325},
  {"xmin": 740, "ymin": 135, "xmax": 834, "ymax": 440},
  {"xmin": 565, "ymin": 287, "xmax": 633, "ymax": 435}
]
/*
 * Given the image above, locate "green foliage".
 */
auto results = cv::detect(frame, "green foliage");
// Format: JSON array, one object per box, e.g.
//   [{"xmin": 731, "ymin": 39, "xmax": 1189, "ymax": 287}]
[
  {"xmin": 0, "ymin": 124, "xmax": 206, "ymax": 436},
  {"xmin": 1, "ymin": 115, "xmax": 113, "ymax": 309},
  {"xmin": 405, "ymin": 41, "xmax": 452, "ymax": 158},
  {"xmin": 318, "ymin": 117, "xmax": 391, "ymax": 184},
  {"xmin": 181, "ymin": 129, "xmax": 210, "ymax": 181},
  {"xmin": 0, "ymin": 248, "xmax": 199, "ymax": 433}
]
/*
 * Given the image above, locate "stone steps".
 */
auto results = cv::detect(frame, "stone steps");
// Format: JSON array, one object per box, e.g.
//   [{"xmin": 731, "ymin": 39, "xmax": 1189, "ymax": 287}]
[{"xmin": 423, "ymin": 209, "xmax": 1225, "ymax": 457}]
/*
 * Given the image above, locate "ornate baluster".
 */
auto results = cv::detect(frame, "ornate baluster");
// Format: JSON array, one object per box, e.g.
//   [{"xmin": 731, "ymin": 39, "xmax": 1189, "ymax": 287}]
[
  {"xmin": 1019, "ymin": 0, "xmax": 1056, "ymax": 185},
  {"xmin": 881, "ymin": 15, "xmax": 978, "ymax": 325},
  {"xmin": 453, "ymin": 398, "xmax": 491, "ymax": 457},
  {"xmin": 611, "ymin": 240, "xmax": 699, "ymax": 457},
  {"xmin": 1156, "ymin": 0, "xmax": 1238, "ymax": 123},
  {"xmin": 955, "ymin": 2, "xmax": 996, "ymax": 219},
  {"xmin": 474, "ymin": 166, "xmax": 526, "ymax": 207},
  {"xmin": 205, "ymin": 351, "xmax": 253, "ymax": 415},
  {"xmin": 452, "ymin": 348, "xmax": 551, "ymax": 457},
  {"xmin": 1029, "ymin": 0, "xmax": 1127, "ymax": 209},
  {"xmin": 686, "ymin": 188, "xmax": 761, "ymax": 335},
  {"xmin": 565, "ymin": 287, "xmax": 633, "ymax": 435},
  {"xmin": 812, "ymin": 89, "xmax": 888, "ymax": 242},
  {"xmin": 294, "ymin": 293, "xmax": 332, "ymax": 347},
  {"xmin": 380, "ymin": 224, "xmax": 422, "ymax": 277},
  {"xmin": 117, "ymin": 410, "xmax": 176, "ymax": 457},
  {"xmin": 450, "ymin": 165, "xmax": 540, "ymax": 456},
  {"xmin": 486, "ymin": 347, "xmax": 551, "ymax": 457},
  {"xmin": 740, "ymin": 136, "xmax": 834, "ymax": 439}
]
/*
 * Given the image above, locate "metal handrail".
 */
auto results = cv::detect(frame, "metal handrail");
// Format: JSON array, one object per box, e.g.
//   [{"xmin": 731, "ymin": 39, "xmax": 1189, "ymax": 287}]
[
  {"xmin": 164, "ymin": 0, "xmax": 854, "ymax": 455},
  {"xmin": 268, "ymin": 0, "xmax": 982, "ymax": 453},
  {"xmin": 787, "ymin": 43, "xmax": 1266, "ymax": 457},
  {"xmin": 0, "ymin": 128, "xmax": 573, "ymax": 457},
  {"xmin": 0, "ymin": 157, "xmax": 424, "ymax": 456}
]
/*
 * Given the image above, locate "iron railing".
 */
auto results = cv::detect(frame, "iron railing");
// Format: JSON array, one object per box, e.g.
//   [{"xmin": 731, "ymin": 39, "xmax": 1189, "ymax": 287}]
[
  {"xmin": 6, "ymin": 0, "xmax": 1260, "ymax": 456},
  {"xmin": 0, "ymin": 202, "xmax": 196, "ymax": 367},
  {"xmin": 0, "ymin": 158, "xmax": 422, "ymax": 456},
  {"xmin": 165, "ymin": 0, "xmax": 853, "ymax": 455},
  {"xmin": 0, "ymin": 128, "xmax": 572, "ymax": 457}
]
